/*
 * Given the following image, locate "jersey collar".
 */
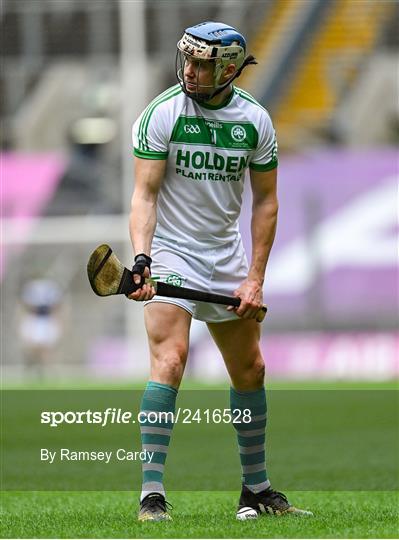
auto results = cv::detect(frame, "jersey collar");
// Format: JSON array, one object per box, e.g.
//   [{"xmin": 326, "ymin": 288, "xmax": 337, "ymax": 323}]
[{"xmin": 197, "ymin": 87, "xmax": 235, "ymax": 110}]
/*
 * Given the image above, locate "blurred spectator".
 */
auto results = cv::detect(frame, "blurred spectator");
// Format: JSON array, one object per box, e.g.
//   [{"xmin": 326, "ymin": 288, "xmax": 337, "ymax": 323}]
[{"xmin": 18, "ymin": 279, "xmax": 63, "ymax": 378}]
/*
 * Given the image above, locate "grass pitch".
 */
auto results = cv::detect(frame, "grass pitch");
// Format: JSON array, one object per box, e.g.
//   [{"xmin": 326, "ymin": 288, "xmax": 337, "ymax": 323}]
[{"xmin": 1, "ymin": 490, "xmax": 398, "ymax": 538}]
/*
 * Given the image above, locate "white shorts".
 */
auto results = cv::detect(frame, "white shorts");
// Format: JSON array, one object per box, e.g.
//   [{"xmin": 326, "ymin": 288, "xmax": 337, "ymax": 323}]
[{"xmin": 145, "ymin": 235, "xmax": 249, "ymax": 322}]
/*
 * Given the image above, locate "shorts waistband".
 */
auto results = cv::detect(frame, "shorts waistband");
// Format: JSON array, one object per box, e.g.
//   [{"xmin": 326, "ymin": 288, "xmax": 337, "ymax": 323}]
[{"xmin": 153, "ymin": 234, "xmax": 242, "ymax": 256}]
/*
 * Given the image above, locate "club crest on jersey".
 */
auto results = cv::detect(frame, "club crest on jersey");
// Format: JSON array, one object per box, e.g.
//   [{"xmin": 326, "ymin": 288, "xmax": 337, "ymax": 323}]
[{"xmin": 231, "ymin": 125, "xmax": 246, "ymax": 142}]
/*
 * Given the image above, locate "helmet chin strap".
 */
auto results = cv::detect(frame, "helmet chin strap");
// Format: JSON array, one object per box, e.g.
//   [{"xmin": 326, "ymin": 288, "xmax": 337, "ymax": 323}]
[{"xmin": 183, "ymin": 55, "xmax": 257, "ymax": 104}]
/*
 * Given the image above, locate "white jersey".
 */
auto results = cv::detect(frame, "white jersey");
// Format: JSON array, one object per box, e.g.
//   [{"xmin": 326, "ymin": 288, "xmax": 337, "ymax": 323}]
[{"xmin": 132, "ymin": 84, "xmax": 277, "ymax": 248}]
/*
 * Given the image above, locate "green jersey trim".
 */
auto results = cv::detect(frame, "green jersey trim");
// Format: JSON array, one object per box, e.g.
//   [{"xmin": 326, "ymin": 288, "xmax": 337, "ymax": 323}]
[
  {"xmin": 170, "ymin": 115, "xmax": 258, "ymax": 150},
  {"xmin": 138, "ymin": 85, "xmax": 181, "ymax": 152},
  {"xmin": 235, "ymin": 88, "xmax": 268, "ymax": 114},
  {"xmin": 249, "ymin": 158, "xmax": 278, "ymax": 171},
  {"xmin": 197, "ymin": 88, "xmax": 235, "ymax": 110},
  {"xmin": 134, "ymin": 148, "xmax": 169, "ymax": 160}
]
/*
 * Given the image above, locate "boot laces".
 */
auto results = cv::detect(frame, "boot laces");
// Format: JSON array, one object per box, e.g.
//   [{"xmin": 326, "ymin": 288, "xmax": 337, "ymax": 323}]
[
  {"xmin": 142, "ymin": 493, "xmax": 173, "ymax": 513},
  {"xmin": 268, "ymin": 489, "xmax": 288, "ymax": 503}
]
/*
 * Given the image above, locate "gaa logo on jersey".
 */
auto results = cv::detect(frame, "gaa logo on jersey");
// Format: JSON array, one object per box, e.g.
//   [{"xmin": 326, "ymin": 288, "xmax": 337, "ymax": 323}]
[
  {"xmin": 184, "ymin": 124, "xmax": 201, "ymax": 134},
  {"xmin": 231, "ymin": 125, "xmax": 246, "ymax": 142},
  {"xmin": 165, "ymin": 273, "xmax": 185, "ymax": 287}
]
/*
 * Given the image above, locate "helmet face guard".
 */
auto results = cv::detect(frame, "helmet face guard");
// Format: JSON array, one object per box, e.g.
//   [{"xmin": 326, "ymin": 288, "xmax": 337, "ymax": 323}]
[
  {"xmin": 175, "ymin": 49, "xmax": 219, "ymax": 104},
  {"xmin": 175, "ymin": 22, "xmax": 256, "ymax": 104}
]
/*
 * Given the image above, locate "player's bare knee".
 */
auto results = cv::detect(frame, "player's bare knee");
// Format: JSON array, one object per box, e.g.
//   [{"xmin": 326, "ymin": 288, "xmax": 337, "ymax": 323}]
[
  {"xmin": 245, "ymin": 361, "xmax": 264, "ymax": 387},
  {"xmin": 253, "ymin": 357, "xmax": 265, "ymax": 385},
  {"xmin": 231, "ymin": 355, "xmax": 265, "ymax": 390},
  {"xmin": 152, "ymin": 348, "xmax": 187, "ymax": 387}
]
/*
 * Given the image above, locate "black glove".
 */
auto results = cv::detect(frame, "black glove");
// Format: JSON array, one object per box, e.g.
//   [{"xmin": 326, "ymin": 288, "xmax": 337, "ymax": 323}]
[{"xmin": 131, "ymin": 253, "xmax": 152, "ymax": 287}]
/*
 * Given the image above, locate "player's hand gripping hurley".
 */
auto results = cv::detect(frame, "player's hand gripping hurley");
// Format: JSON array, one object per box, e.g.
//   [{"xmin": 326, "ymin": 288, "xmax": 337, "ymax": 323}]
[{"xmin": 87, "ymin": 244, "xmax": 267, "ymax": 323}]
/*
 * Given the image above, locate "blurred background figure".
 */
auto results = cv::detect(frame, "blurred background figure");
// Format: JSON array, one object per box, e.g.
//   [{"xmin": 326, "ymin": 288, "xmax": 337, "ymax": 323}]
[
  {"xmin": 1, "ymin": 0, "xmax": 398, "ymax": 384},
  {"xmin": 18, "ymin": 279, "xmax": 63, "ymax": 379}
]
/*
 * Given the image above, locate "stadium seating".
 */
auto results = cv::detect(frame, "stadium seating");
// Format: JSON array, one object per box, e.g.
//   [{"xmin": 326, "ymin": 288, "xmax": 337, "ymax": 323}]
[{"xmin": 273, "ymin": 0, "xmax": 395, "ymax": 148}]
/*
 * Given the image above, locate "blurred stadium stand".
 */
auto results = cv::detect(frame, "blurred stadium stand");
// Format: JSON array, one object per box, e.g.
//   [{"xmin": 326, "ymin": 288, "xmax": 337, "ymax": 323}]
[
  {"xmin": 273, "ymin": 0, "xmax": 397, "ymax": 148},
  {"xmin": 1, "ymin": 0, "xmax": 398, "ymax": 382}
]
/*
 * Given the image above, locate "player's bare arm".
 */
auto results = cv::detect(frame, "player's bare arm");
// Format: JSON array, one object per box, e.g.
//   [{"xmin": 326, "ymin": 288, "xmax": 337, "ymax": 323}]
[
  {"xmin": 128, "ymin": 157, "xmax": 166, "ymax": 301},
  {"xmin": 228, "ymin": 167, "xmax": 278, "ymax": 319}
]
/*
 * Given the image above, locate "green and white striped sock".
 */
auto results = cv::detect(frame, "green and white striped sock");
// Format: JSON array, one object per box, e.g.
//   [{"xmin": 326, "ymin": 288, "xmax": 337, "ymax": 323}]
[
  {"xmin": 230, "ymin": 386, "xmax": 270, "ymax": 493},
  {"xmin": 139, "ymin": 381, "xmax": 177, "ymax": 501}
]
